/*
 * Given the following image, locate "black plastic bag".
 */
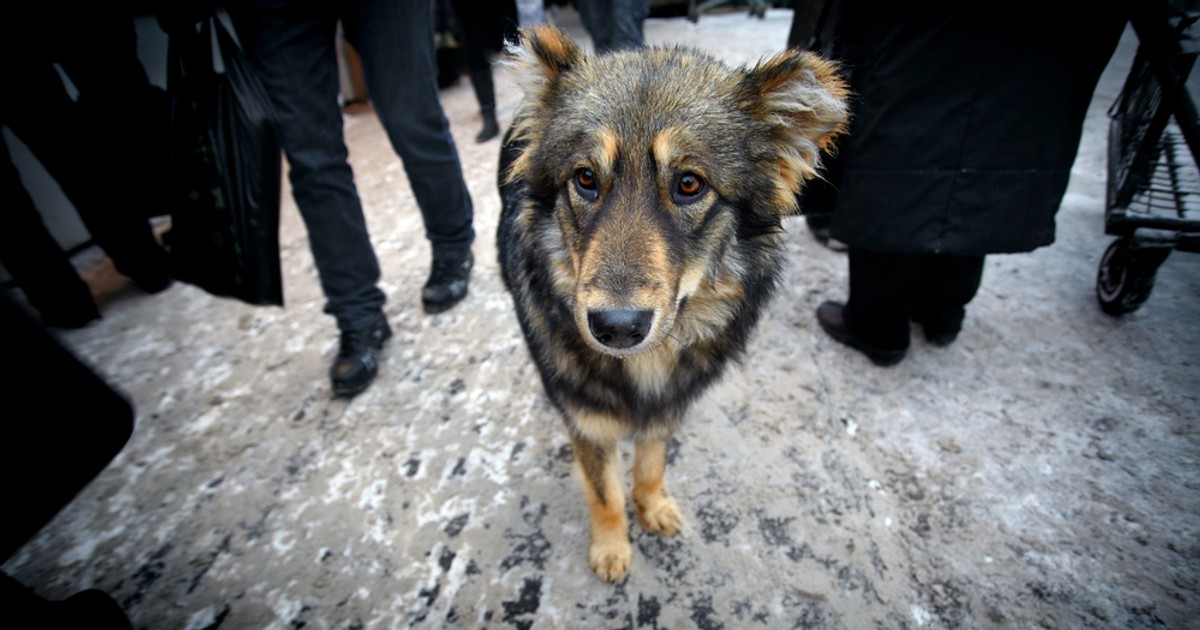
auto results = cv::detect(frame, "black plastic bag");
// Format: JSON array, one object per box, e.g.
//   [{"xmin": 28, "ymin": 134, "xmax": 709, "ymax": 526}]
[{"xmin": 164, "ymin": 14, "xmax": 283, "ymax": 306}]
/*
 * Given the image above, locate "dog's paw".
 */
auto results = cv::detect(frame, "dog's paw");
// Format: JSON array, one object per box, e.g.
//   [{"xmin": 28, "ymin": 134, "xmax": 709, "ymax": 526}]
[
  {"xmin": 634, "ymin": 491, "xmax": 684, "ymax": 536},
  {"xmin": 588, "ymin": 538, "xmax": 633, "ymax": 582}
]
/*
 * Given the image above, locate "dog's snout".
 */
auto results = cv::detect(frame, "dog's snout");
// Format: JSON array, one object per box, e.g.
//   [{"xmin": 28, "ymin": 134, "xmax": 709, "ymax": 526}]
[{"xmin": 587, "ymin": 309, "xmax": 654, "ymax": 350}]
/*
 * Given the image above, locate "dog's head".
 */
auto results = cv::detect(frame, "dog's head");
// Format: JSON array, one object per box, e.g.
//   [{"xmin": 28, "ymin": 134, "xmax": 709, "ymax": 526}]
[{"xmin": 506, "ymin": 26, "xmax": 848, "ymax": 358}]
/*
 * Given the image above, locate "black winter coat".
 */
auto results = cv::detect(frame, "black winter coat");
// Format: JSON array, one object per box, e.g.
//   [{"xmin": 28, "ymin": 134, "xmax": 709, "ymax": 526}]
[{"xmin": 812, "ymin": 5, "xmax": 1126, "ymax": 256}]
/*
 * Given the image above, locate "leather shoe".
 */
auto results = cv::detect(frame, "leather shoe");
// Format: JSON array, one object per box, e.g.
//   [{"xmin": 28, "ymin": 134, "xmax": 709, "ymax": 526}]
[
  {"xmin": 816, "ymin": 301, "xmax": 907, "ymax": 367},
  {"xmin": 330, "ymin": 318, "xmax": 392, "ymax": 397},
  {"xmin": 423, "ymin": 251, "xmax": 473, "ymax": 314}
]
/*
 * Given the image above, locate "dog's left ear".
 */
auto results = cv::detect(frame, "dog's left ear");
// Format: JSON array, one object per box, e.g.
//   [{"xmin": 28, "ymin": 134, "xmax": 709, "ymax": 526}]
[{"xmin": 741, "ymin": 50, "xmax": 849, "ymax": 212}]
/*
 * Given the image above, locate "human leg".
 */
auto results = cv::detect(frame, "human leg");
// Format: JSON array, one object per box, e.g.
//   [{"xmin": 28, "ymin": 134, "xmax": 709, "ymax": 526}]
[
  {"xmin": 608, "ymin": 0, "xmax": 647, "ymax": 51},
  {"xmin": 61, "ymin": 10, "xmax": 172, "ymax": 223},
  {"xmin": 345, "ymin": 0, "xmax": 474, "ymax": 258},
  {"xmin": 345, "ymin": 0, "xmax": 476, "ymax": 312},
  {"xmin": 7, "ymin": 48, "xmax": 169, "ymax": 293},
  {"xmin": 0, "ymin": 136, "xmax": 99, "ymax": 328},
  {"xmin": 238, "ymin": 1, "xmax": 387, "ymax": 334},
  {"xmin": 448, "ymin": 0, "xmax": 500, "ymax": 142},
  {"xmin": 842, "ymin": 248, "xmax": 918, "ymax": 349},
  {"xmin": 816, "ymin": 248, "xmax": 916, "ymax": 366},
  {"xmin": 911, "ymin": 254, "xmax": 985, "ymax": 345},
  {"xmin": 575, "ymin": 0, "xmax": 616, "ymax": 52},
  {"xmin": 797, "ymin": 138, "xmax": 846, "ymax": 251},
  {"xmin": 237, "ymin": 1, "xmax": 389, "ymax": 396}
]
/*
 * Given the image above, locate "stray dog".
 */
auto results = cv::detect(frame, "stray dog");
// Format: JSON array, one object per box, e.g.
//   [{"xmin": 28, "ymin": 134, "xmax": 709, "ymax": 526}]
[{"xmin": 497, "ymin": 25, "xmax": 848, "ymax": 582}]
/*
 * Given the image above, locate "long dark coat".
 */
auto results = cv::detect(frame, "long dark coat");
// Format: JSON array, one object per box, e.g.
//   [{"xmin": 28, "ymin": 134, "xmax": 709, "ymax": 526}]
[{"xmin": 812, "ymin": 5, "xmax": 1126, "ymax": 256}]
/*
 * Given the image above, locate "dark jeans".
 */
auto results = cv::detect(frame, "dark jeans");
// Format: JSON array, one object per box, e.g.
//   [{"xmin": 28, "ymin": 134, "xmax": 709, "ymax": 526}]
[
  {"xmin": 237, "ymin": 0, "xmax": 475, "ymax": 332},
  {"xmin": 842, "ymin": 249, "xmax": 985, "ymax": 349},
  {"xmin": 576, "ymin": 0, "xmax": 647, "ymax": 52}
]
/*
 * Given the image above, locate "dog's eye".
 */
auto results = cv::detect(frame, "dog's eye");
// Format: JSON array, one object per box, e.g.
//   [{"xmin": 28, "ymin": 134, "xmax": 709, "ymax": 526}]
[
  {"xmin": 674, "ymin": 173, "xmax": 706, "ymax": 202},
  {"xmin": 574, "ymin": 168, "xmax": 598, "ymax": 198}
]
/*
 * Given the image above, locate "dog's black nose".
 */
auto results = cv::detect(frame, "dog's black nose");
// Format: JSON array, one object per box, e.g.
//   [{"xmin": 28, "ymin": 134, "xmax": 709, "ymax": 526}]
[{"xmin": 587, "ymin": 309, "xmax": 654, "ymax": 349}]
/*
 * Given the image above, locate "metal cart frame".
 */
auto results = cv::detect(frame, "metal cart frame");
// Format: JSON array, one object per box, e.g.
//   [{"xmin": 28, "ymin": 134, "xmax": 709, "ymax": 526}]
[{"xmin": 1097, "ymin": 2, "xmax": 1200, "ymax": 314}]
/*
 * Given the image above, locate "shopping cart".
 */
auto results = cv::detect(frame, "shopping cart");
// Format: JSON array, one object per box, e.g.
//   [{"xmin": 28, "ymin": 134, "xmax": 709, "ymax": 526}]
[{"xmin": 1097, "ymin": 2, "xmax": 1200, "ymax": 315}]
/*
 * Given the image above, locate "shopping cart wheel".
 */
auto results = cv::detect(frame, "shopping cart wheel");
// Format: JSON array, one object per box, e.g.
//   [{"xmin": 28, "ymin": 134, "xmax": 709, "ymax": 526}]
[{"xmin": 1096, "ymin": 238, "xmax": 1171, "ymax": 315}]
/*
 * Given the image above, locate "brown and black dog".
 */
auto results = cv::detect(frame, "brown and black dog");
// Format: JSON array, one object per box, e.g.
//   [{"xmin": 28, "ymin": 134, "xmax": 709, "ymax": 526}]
[{"xmin": 497, "ymin": 25, "xmax": 848, "ymax": 582}]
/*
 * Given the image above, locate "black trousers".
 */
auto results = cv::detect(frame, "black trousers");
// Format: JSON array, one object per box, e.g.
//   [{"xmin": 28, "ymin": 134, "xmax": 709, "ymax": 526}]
[
  {"xmin": 236, "ymin": 0, "xmax": 476, "ymax": 331},
  {"xmin": 841, "ymin": 249, "xmax": 985, "ymax": 349},
  {"xmin": 446, "ymin": 0, "xmax": 516, "ymax": 115}
]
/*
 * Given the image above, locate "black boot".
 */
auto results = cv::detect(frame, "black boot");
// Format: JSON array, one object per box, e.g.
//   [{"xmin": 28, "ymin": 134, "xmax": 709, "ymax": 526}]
[
  {"xmin": 330, "ymin": 317, "xmax": 392, "ymax": 397},
  {"xmin": 816, "ymin": 301, "xmax": 907, "ymax": 367},
  {"xmin": 476, "ymin": 109, "xmax": 499, "ymax": 143},
  {"xmin": 422, "ymin": 250, "xmax": 473, "ymax": 313}
]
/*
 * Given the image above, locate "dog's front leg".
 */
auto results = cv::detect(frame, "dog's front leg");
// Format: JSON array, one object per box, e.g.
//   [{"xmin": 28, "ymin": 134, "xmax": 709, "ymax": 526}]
[
  {"xmin": 571, "ymin": 432, "xmax": 632, "ymax": 582},
  {"xmin": 632, "ymin": 438, "xmax": 684, "ymax": 535}
]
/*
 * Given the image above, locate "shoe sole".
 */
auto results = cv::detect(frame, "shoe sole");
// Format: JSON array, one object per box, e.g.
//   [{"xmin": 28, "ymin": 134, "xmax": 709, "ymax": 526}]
[
  {"xmin": 422, "ymin": 289, "xmax": 468, "ymax": 314},
  {"xmin": 333, "ymin": 382, "xmax": 371, "ymax": 398}
]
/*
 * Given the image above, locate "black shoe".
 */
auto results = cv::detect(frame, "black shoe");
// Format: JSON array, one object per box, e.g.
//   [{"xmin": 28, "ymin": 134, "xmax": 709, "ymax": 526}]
[
  {"xmin": 816, "ymin": 301, "xmax": 907, "ymax": 367},
  {"xmin": 476, "ymin": 113, "xmax": 500, "ymax": 143},
  {"xmin": 330, "ymin": 318, "xmax": 392, "ymax": 397},
  {"xmin": 422, "ymin": 251, "xmax": 473, "ymax": 314}
]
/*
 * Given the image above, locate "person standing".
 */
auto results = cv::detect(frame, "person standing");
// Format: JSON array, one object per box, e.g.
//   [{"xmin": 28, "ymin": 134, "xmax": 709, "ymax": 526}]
[
  {"xmin": 444, "ymin": 0, "xmax": 518, "ymax": 142},
  {"xmin": 234, "ymin": 0, "xmax": 476, "ymax": 396},
  {"xmin": 808, "ymin": 2, "xmax": 1127, "ymax": 366}
]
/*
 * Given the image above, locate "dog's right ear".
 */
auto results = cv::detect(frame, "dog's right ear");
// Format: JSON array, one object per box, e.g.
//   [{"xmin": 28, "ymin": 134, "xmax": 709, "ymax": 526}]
[
  {"xmin": 507, "ymin": 25, "xmax": 584, "ymax": 100},
  {"xmin": 505, "ymin": 26, "xmax": 585, "ymax": 185}
]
